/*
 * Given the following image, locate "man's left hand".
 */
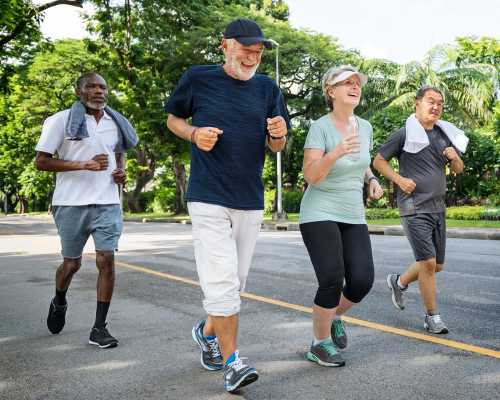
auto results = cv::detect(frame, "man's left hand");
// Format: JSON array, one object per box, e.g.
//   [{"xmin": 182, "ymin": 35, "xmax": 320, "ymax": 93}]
[
  {"xmin": 368, "ymin": 179, "xmax": 384, "ymax": 200},
  {"xmin": 443, "ymin": 147, "xmax": 459, "ymax": 161},
  {"xmin": 267, "ymin": 116, "xmax": 287, "ymax": 139},
  {"xmin": 112, "ymin": 168, "xmax": 126, "ymax": 185}
]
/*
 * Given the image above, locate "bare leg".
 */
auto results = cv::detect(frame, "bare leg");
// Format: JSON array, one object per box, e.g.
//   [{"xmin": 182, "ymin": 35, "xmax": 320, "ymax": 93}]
[
  {"xmin": 95, "ymin": 251, "xmax": 115, "ymax": 302},
  {"xmin": 399, "ymin": 262, "xmax": 420, "ymax": 287},
  {"xmin": 55, "ymin": 257, "xmax": 82, "ymax": 292},
  {"xmin": 312, "ymin": 304, "xmax": 336, "ymax": 340},
  {"xmin": 211, "ymin": 314, "xmax": 239, "ymax": 363},
  {"xmin": 333, "ymin": 295, "xmax": 355, "ymax": 316},
  {"xmin": 417, "ymin": 258, "xmax": 438, "ymax": 313}
]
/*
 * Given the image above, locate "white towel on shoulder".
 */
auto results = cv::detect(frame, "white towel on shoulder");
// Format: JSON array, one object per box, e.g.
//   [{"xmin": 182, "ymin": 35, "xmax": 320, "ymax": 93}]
[{"xmin": 403, "ymin": 113, "xmax": 469, "ymax": 154}]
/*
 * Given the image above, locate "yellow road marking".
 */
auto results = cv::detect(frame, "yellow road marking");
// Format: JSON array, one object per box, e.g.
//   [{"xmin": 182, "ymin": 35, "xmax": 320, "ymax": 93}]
[{"xmin": 90, "ymin": 256, "xmax": 500, "ymax": 360}]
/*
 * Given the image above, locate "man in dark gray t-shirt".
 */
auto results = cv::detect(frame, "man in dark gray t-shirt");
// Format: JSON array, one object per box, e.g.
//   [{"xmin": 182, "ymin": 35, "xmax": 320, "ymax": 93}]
[{"xmin": 373, "ymin": 86, "xmax": 464, "ymax": 335}]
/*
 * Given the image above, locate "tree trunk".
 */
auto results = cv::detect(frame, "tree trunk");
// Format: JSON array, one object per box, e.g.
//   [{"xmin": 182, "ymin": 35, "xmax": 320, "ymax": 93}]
[
  {"xmin": 18, "ymin": 196, "xmax": 28, "ymax": 214},
  {"xmin": 172, "ymin": 153, "xmax": 187, "ymax": 215},
  {"xmin": 125, "ymin": 147, "xmax": 155, "ymax": 213}
]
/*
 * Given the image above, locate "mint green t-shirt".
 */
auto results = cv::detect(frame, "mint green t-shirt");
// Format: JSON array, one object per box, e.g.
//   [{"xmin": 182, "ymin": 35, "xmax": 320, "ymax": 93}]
[{"xmin": 299, "ymin": 114, "xmax": 373, "ymax": 225}]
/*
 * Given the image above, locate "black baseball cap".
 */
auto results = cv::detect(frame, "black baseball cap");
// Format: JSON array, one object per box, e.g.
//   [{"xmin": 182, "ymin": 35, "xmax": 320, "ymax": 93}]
[{"xmin": 224, "ymin": 18, "xmax": 273, "ymax": 49}]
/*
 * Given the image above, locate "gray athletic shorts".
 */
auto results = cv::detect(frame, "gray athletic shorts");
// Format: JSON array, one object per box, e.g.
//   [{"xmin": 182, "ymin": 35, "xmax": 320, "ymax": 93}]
[
  {"xmin": 52, "ymin": 205, "xmax": 123, "ymax": 259},
  {"xmin": 400, "ymin": 212, "xmax": 446, "ymax": 264}
]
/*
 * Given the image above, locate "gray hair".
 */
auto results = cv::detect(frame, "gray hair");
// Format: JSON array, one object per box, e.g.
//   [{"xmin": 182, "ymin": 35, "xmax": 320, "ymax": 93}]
[
  {"xmin": 321, "ymin": 65, "xmax": 359, "ymax": 111},
  {"xmin": 416, "ymin": 85, "xmax": 444, "ymax": 101},
  {"xmin": 75, "ymin": 72, "xmax": 103, "ymax": 90}
]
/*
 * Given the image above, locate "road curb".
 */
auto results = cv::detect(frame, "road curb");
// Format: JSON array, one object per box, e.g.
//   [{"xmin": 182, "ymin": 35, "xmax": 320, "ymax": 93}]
[{"xmin": 125, "ymin": 218, "xmax": 500, "ymax": 240}]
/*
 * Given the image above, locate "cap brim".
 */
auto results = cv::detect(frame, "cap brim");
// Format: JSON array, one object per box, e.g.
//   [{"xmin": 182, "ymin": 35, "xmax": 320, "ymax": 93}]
[
  {"xmin": 329, "ymin": 70, "xmax": 368, "ymax": 86},
  {"xmin": 235, "ymin": 37, "xmax": 273, "ymax": 49}
]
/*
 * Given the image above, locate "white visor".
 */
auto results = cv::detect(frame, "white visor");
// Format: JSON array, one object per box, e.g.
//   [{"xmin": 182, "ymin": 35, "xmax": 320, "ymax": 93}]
[{"xmin": 327, "ymin": 70, "xmax": 367, "ymax": 86}]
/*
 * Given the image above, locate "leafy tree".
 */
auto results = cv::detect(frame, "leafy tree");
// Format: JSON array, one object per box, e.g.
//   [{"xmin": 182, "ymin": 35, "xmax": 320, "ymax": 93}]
[
  {"xmin": 0, "ymin": 0, "xmax": 84, "ymax": 91},
  {"xmin": 0, "ymin": 39, "xmax": 104, "ymax": 212}
]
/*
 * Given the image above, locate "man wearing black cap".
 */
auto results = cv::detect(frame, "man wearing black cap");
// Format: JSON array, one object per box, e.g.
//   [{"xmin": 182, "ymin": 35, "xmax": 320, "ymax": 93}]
[{"xmin": 165, "ymin": 18, "xmax": 290, "ymax": 393}]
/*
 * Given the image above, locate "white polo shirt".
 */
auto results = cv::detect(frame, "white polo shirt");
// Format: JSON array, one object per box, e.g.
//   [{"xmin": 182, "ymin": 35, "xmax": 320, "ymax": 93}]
[{"xmin": 35, "ymin": 109, "xmax": 120, "ymax": 206}]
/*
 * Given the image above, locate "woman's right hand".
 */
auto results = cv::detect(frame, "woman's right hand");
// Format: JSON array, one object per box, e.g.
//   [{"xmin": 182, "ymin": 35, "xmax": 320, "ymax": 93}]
[{"xmin": 333, "ymin": 134, "xmax": 360, "ymax": 158}]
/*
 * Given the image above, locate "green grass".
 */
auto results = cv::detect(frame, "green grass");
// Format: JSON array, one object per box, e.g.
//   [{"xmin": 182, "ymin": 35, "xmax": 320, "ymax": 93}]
[
  {"xmin": 367, "ymin": 218, "xmax": 500, "ymax": 228},
  {"xmin": 124, "ymin": 212, "xmax": 188, "ymax": 220},
  {"xmin": 125, "ymin": 212, "xmax": 500, "ymax": 229}
]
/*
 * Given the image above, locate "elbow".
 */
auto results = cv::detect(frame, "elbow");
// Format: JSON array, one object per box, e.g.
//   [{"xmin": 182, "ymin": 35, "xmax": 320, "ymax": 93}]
[
  {"xmin": 372, "ymin": 154, "xmax": 384, "ymax": 172},
  {"xmin": 35, "ymin": 156, "xmax": 45, "ymax": 171},
  {"xmin": 166, "ymin": 114, "xmax": 174, "ymax": 131}
]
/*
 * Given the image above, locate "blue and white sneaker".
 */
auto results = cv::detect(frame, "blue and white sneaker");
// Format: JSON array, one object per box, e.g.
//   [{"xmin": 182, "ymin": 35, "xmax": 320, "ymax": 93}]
[
  {"xmin": 191, "ymin": 320, "xmax": 223, "ymax": 371},
  {"xmin": 223, "ymin": 351, "xmax": 259, "ymax": 393}
]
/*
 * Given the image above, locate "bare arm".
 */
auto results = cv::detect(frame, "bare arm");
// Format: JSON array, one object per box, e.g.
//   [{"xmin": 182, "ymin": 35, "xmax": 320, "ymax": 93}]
[
  {"xmin": 35, "ymin": 151, "xmax": 106, "ymax": 172},
  {"xmin": 303, "ymin": 148, "xmax": 341, "ymax": 185},
  {"xmin": 443, "ymin": 147, "xmax": 464, "ymax": 174},
  {"xmin": 167, "ymin": 114, "xmax": 222, "ymax": 152},
  {"xmin": 303, "ymin": 134, "xmax": 359, "ymax": 185},
  {"xmin": 112, "ymin": 152, "xmax": 126, "ymax": 184},
  {"xmin": 373, "ymin": 153, "xmax": 416, "ymax": 194},
  {"xmin": 266, "ymin": 116, "xmax": 287, "ymax": 153}
]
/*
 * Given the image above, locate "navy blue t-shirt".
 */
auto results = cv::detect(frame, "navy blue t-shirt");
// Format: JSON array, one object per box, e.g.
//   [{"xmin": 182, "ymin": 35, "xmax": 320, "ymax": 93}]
[{"xmin": 165, "ymin": 65, "xmax": 290, "ymax": 210}]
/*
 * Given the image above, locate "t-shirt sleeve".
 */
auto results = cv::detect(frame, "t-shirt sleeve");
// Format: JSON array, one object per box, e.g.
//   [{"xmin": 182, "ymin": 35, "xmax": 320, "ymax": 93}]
[
  {"xmin": 269, "ymin": 85, "xmax": 291, "ymax": 130},
  {"xmin": 377, "ymin": 129, "xmax": 404, "ymax": 161},
  {"xmin": 164, "ymin": 69, "xmax": 193, "ymax": 119},
  {"xmin": 35, "ymin": 114, "xmax": 64, "ymax": 155},
  {"xmin": 304, "ymin": 121, "xmax": 326, "ymax": 151}
]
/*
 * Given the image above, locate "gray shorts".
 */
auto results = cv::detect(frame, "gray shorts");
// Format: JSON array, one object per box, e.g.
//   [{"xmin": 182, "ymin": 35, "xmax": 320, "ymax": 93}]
[
  {"xmin": 400, "ymin": 212, "xmax": 446, "ymax": 264},
  {"xmin": 52, "ymin": 205, "xmax": 123, "ymax": 258}
]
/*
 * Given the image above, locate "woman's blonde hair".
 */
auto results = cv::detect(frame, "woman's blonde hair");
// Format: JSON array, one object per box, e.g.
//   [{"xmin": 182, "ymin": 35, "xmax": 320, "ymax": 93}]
[{"xmin": 321, "ymin": 65, "xmax": 360, "ymax": 111}]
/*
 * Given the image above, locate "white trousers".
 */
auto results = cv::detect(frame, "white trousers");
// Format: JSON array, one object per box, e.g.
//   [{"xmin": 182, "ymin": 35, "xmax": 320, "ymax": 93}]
[{"xmin": 188, "ymin": 202, "xmax": 263, "ymax": 317}]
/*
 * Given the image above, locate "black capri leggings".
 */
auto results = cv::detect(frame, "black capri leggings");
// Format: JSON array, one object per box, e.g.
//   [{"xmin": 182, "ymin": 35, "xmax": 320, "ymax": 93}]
[{"xmin": 300, "ymin": 220, "xmax": 374, "ymax": 308}]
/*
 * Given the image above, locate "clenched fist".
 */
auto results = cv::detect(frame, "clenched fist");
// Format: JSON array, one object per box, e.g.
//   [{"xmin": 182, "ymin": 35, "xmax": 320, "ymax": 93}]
[{"xmin": 193, "ymin": 127, "xmax": 223, "ymax": 151}]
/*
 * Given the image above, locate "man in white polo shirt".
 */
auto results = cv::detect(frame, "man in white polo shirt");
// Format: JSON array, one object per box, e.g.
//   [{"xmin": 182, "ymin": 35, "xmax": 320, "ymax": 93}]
[{"xmin": 35, "ymin": 72, "xmax": 136, "ymax": 348}]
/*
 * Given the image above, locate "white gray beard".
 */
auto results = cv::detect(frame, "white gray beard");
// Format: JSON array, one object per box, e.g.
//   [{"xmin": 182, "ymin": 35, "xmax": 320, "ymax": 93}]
[
  {"xmin": 83, "ymin": 100, "xmax": 107, "ymax": 110},
  {"xmin": 228, "ymin": 55, "xmax": 258, "ymax": 81}
]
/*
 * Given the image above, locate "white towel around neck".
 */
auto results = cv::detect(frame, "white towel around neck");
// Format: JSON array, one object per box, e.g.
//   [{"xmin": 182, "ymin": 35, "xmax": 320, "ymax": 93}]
[{"xmin": 403, "ymin": 113, "xmax": 469, "ymax": 154}]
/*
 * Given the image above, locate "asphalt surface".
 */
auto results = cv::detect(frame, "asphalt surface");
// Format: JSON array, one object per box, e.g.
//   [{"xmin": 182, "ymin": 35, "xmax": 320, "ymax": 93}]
[{"xmin": 1, "ymin": 216, "xmax": 499, "ymax": 400}]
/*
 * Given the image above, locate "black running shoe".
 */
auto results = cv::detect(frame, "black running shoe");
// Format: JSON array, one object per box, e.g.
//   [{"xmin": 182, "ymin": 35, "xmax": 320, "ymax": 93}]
[
  {"xmin": 89, "ymin": 324, "xmax": 118, "ymax": 348},
  {"xmin": 47, "ymin": 298, "xmax": 67, "ymax": 334},
  {"xmin": 223, "ymin": 351, "xmax": 259, "ymax": 393}
]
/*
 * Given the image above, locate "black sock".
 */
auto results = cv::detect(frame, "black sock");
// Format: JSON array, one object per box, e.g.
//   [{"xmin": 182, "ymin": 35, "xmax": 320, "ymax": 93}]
[
  {"xmin": 54, "ymin": 289, "xmax": 67, "ymax": 306},
  {"xmin": 94, "ymin": 301, "xmax": 111, "ymax": 328}
]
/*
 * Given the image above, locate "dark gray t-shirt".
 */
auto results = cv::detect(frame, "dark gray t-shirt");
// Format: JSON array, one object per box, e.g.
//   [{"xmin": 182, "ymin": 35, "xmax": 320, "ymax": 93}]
[{"xmin": 378, "ymin": 126, "xmax": 458, "ymax": 216}]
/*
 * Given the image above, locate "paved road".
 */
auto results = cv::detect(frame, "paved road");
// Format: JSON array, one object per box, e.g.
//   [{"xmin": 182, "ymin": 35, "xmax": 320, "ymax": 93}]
[{"xmin": 1, "ymin": 216, "xmax": 499, "ymax": 400}]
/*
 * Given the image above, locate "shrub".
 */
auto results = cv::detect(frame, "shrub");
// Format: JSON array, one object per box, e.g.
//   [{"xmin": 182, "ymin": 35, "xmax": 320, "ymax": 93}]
[
  {"xmin": 365, "ymin": 208, "xmax": 400, "ymax": 219},
  {"xmin": 283, "ymin": 190, "xmax": 303, "ymax": 213}
]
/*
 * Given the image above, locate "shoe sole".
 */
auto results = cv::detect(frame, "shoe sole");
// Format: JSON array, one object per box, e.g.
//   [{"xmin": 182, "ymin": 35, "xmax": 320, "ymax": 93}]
[
  {"xmin": 89, "ymin": 340, "xmax": 118, "ymax": 349},
  {"xmin": 306, "ymin": 352, "xmax": 345, "ymax": 367},
  {"xmin": 226, "ymin": 371, "xmax": 259, "ymax": 393},
  {"xmin": 386, "ymin": 275, "xmax": 405, "ymax": 310},
  {"xmin": 191, "ymin": 326, "xmax": 223, "ymax": 371},
  {"xmin": 424, "ymin": 323, "xmax": 449, "ymax": 334}
]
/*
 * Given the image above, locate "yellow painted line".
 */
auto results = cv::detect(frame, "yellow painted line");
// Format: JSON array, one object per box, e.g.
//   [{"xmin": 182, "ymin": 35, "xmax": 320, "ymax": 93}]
[{"xmin": 88, "ymin": 255, "xmax": 500, "ymax": 360}]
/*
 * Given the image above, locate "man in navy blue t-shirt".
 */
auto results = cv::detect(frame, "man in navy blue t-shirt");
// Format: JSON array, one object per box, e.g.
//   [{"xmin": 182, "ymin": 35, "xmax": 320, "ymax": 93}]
[{"xmin": 165, "ymin": 18, "xmax": 290, "ymax": 393}]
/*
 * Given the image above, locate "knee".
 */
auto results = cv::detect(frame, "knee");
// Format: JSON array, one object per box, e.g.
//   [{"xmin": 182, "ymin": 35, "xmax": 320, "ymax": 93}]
[
  {"xmin": 315, "ymin": 275, "xmax": 344, "ymax": 308},
  {"xmin": 420, "ymin": 259, "xmax": 437, "ymax": 274},
  {"xmin": 344, "ymin": 275, "xmax": 374, "ymax": 304},
  {"xmin": 96, "ymin": 251, "xmax": 115, "ymax": 272},
  {"xmin": 63, "ymin": 258, "xmax": 81, "ymax": 275}
]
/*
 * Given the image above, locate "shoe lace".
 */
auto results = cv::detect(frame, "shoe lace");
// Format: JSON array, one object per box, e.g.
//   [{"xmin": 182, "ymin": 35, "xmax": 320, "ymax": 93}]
[
  {"xmin": 320, "ymin": 341, "xmax": 339, "ymax": 356},
  {"xmin": 431, "ymin": 314, "xmax": 443, "ymax": 324},
  {"xmin": 207, "ymin": 338, "xmax": 221, "ymax": 359},
  {"xmin": 228, "ymin": 356, "xmax": 248, "ymax": 372}
]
